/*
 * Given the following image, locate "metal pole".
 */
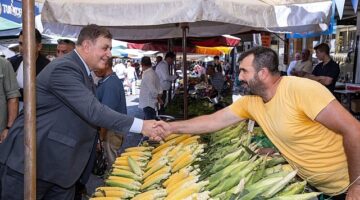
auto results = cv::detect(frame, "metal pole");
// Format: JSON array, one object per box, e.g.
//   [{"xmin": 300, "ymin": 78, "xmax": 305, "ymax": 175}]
[
  {"xmin": 181, "ymin": 23, "xmax": 188, "ymax": 119},
  {"xmin": 23, "ymin": 0, "xmax": 37, "ymax": 199}
]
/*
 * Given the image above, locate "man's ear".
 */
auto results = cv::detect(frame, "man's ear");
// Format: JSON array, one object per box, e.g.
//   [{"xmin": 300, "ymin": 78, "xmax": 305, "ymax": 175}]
[
  {"xmin": 258, "ymin": 68, "xmax": 268, "ymax": 81},
  {"xmin": 82, "ymin": 40, "xmax": 92, "ymax": 53}
]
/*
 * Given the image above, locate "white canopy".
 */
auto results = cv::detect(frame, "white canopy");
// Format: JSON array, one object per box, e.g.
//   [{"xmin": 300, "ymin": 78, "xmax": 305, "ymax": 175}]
[{"xmin": 41, "ymin": 0, "xmax": 333, "ymax": 40}]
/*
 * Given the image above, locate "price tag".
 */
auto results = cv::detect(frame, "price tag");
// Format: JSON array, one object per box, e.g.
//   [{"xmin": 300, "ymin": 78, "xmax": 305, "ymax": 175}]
[{"xmin": 247, "ymin": 120, "xmax": 255, "ymax": 132}]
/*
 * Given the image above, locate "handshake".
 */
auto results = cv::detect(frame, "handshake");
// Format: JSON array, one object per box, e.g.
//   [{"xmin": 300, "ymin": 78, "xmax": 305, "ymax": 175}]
[{"xmin": 141, "ymin": 120, "xmax": 174, "ymax": 141}]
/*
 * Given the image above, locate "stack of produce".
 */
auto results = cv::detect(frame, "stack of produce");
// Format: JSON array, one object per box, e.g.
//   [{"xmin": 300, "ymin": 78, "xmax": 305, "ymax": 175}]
[{"xmin": 90, "ymin": 122, "xmax": 321, "ymax": 200}]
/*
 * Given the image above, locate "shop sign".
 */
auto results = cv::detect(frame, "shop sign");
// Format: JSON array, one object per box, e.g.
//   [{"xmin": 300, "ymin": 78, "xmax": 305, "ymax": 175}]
[{"xmin": 0, "ymin": 0, "xmax": 40, "ymax": 24}]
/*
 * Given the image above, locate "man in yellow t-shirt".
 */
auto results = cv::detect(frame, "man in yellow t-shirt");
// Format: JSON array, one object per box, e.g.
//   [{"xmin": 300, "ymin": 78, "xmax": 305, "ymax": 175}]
[{"xmin": 155, "ymin": 47, "xmax": 360, "ymax": 199}]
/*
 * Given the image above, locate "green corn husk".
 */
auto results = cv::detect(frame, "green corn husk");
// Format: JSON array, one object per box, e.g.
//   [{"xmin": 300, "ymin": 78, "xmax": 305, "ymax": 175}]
[{"xmin": 268, "ymin": 192, "xmax": 322, "ymax": 200}]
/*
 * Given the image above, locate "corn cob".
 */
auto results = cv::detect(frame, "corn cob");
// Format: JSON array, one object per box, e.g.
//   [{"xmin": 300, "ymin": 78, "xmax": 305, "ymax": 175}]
[
  {"xmin": 170, "ymin": 150, "xmax": 192, "ymax": 168},
  {"xmin": 111, "ymin": 165, "xmax": 131, "ymax": 171},
  {"xmin": 262, "ymin": 170, "xmax": 298, "ymax": 198},
  {"xmin": 140, "ymin": 172, "xmax": 171, "ymax": 190},
  {"xmin": 89, "ymin": 197, "xmax": 122, "ymax": 200},
  {"xmin": 171, "ymin": 153, "xmax": 196, "ymax": 172},
  {"xmin": 276, "ymin": 181, "xmax": 306, "ymax": 196},
  {"xmin": 105, "ymin": 180, "xmax": 141, "ymax": 191},
  {"xmin": 267, "ymin": 192, "xmax": 322, "ymax": 200},
  {"xmin": 179, "ymin": 135, "xmax": 200, "ymax": 146},
  {"xmin": 143, "ymin": 166, "xmax": 171, "ymax": 186},
  {"xmin": 152, "ymin": 140, "xmax": 176, "ymax": 154},
  {"xmin": 93, "ymin": 190, "xmax": 135, "ymax": 198},
  {"xmin": 281, "ymin": 164, "xmax": 294, "ymax": 172},
  {"xmin": 107, "ymin": 176, "xmax": 142, "ymax": 187},
  {"xmin": 209, "ymin": 158, "xmax": 261, "ymax": 196},
  {"xmin": 264, "ymin": 164, "xmax": 283, "ymax": 176},
  {"xmin": 245, "ymin": 176, "xmax": 283, "ymax": 192},
  {"xmin": 167, "ymin": 143, "xmax": 184, "ymax": 159},
  {"xmin": 209, "ymin": 148, "xmax": 244, "ymax": 174},
  {"xmin": 121, "ymin": 151, "xmax": 151, "ymax": 158},
  {"xmin": 183, "ymin": 191, "xmax": 211, "ymax": 200},
  {"xmin": 132, "ymin": 189, "xmax": 167, "ymax": 200},
  {"xmin": 166, "ymin": 175, "xmax": 198, "ymax": 194},
  {"xmin": 111, "ymin": 169, "xmax": 142, "ymax": 181},
  {"xmin": 163, "ymin": 166, "xmax": 194, "ymax": 187},
  {"xmin": 115, "ymin": 155, "xmax": 148, "ymax": 162},
  {"xmin": 167, "ymin": 134, "xmax": 191, "ymax": 145},
  {"xmin": 164, "ymin": 134, "xmax": 181, "ymax": 141},
  {"xmin": 143, "ymin": 159, "xmax": 168, "ymax": 179},
  {"xmin": 146, "ymin": 156, "xmax": 168, "ymax": 171},
  {"xmin": 128, "ymin": 156, "xmax": 143, "ymax": 176},
  {"xmin": 113, "ymin": 159, "xmax": 146, "ymax": 168},
  {"xmin": 125, "ymin": 146, "xmax": 154, "ymax": 152},
  {"xmin": 166, "ymin": 181, "xmax": 209, "ymax": 200}
]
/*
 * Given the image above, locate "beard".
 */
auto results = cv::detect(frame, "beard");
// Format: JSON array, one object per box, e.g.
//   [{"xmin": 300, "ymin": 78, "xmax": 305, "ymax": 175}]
[{"xmin": 240, "ymin": 74, "xmax": 266, "ymax": 96}]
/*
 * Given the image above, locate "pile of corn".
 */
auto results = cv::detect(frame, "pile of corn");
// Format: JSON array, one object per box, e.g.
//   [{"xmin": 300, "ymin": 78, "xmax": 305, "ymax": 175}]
[{"xmin": 90, "ymin": 122, "xmax": 321, "ymax": 200}]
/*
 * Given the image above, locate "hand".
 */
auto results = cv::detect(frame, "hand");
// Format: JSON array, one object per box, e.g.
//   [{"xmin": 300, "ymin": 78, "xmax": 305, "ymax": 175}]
[
  {"xmin": 0, "ymin": 128, "xmax": 9, "ymax": 143},
  {"xmin": 142, "ymin": 120, "xmax": 166, "ymax": 141},
  {"xmin": 153, "ymin": 120, "xmax": 173, "ymax": 138},
  {"xmin": 346, "ymin": 184, "xmax": 360, "ymax": 200}
]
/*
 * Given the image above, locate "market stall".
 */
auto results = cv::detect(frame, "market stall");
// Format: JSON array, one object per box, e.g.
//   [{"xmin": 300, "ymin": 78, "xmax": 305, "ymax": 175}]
[{"xmin": 89, "ymin": 122, "xmax": 321, "ymax": 199}]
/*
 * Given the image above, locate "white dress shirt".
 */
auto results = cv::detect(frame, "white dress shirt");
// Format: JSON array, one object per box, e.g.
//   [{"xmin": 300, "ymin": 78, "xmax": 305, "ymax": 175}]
[
  {"xmin": 139, "ymin": 68, "xmax": 162, "ymax": 109},
  {"xmin": 155, "ymin": 60, "xmax": 176, "ymax": 90}
]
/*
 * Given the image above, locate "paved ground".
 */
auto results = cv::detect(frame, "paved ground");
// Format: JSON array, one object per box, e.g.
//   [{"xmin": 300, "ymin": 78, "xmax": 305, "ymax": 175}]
[{"xmin": 84, "ymin": 94, "xmax": 143, "ymax": 199}]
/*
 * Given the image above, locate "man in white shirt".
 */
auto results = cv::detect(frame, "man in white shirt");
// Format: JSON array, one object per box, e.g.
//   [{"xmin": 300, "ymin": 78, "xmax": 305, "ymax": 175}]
[
  {"xmin": 286, "ymin": 52, "xmax": 300, "ymax": 76},
  {"xmin": 112, "ymin": 61, "xmax": 127, "ymax": 82},
  {"xmin": 155, "ymin": 52, "xmax": 177, "ymax": 107},
  {"xmin": 139, "ymin": 56, "xmax": 162, "ymax": 119}
]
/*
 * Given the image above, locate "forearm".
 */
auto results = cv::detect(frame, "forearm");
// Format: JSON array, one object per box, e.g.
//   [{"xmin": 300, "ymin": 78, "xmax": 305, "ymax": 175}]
[
  {"xmin": 7, "ymin": 98, "xmax": 19, "ymax": 127},
  {"xmin": 343, "ymin": 128, "xmax": 360, "ymax": 185},
  {"xmin": 305, "ymin": 74, "xmax": 331, "ymax": 86},
  {"xmin": 170, "ymin": 107, "xmax": 243, "ymax": 135}
]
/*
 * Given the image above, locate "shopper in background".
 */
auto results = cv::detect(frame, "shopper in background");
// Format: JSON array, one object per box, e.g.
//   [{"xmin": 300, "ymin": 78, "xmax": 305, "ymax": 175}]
[
  {"xmin": 8, "ymin": 29, "xmax": 50, "ymax": 111},
  {"xmin": 155, "ymin": 52, "xmax": 177, "ymax": 108},
  {"xmin": 207, "ymin": 64, "xmax": 225, "ymax": 97},
  {"xmin": 291, "ymin": 49, "xmax": 313, "ymax": 75},
  {"xmin": 155, "ymin": 46, "xmax": 360, "ymax": 200},
  {"xmin": 213, "ymin": 55, "xmax": 223, "ymax": 74},
  {"xmin": 0, "ymin": 57, "xmax": 20, "ymax": 143},
  {"xmin": 56, "ymin": 39, "xmax": 76, "ymax": 58},
  {"xmin": 112, "ymin": 61, "xmax": 127, "ymax": 82},
  {"xmin": 94, "ymin": 57, "xmax": 127, "ymax": 169},
  {"xmin": 153, "ymin": 55, "xmax": 163, "ymax": 70},
  {"xmin": 286, "ymin": 52, "xmax": 301, "ymax": 76},
  {"xmin": 126, "ymin": 60, "xmax": 137, "ymax": 95},
  {"xmin": 305, "ymin": 43, "xmax": 340, "ymax": 93},
  {"xmin": 139, "ymin": 56, "xmax": 162, "ymax": 120}
]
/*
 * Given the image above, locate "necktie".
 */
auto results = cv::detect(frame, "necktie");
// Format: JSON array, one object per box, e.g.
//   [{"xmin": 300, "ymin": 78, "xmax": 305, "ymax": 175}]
[{"xmin": 88, "ymin": 74, "xmax": 96, "ymax": 93}]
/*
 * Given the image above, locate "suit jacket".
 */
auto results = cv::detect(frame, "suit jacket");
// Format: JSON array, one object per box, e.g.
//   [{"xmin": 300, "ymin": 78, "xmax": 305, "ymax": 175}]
[{"xmin": 0, "ymin": 51, "xmax": 134, "ymax": 188}]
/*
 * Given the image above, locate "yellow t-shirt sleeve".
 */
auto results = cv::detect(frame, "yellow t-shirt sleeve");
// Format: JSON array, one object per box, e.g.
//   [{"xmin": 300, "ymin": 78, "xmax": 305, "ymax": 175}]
[
  {"xmin": 294, "ymin": 79, "xmax": 335, "ymax": 120},
  {"xmin": 229, "ymin": 96, "xmax": 252, "ymax": 120}
]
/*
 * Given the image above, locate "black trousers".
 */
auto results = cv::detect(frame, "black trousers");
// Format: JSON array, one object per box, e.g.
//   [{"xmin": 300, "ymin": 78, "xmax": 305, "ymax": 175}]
[
  {"xmin": 1, "ymin": 166, "xmax": 75, "ymax": 200},
  {"xmin": 143, "ymin": 107, "xmax": 156, "ymax": 120}
]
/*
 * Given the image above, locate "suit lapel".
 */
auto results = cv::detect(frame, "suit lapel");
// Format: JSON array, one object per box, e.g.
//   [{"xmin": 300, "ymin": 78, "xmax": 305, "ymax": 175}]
[{"xmin": 68, "ymin": 51, "xmax": 96, "ymax": 94}]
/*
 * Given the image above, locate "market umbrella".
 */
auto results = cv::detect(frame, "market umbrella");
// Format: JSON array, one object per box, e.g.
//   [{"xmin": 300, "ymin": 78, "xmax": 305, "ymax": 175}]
[{"xmin": 41, "ymin": 0, "xmax": 333, "ymax": 119}]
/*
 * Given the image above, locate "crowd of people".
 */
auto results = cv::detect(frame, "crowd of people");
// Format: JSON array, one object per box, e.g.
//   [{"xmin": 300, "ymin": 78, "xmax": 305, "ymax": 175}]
[{"xmin": 0, "ymin": 24, "xmax": 359, "ymax": 200}]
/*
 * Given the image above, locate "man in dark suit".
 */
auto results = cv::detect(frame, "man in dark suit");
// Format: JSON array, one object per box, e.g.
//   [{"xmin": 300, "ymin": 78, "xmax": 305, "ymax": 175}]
[
  {"xmin": 8, "ymin": 29, "xmax": 50, "ymax": 110},
  {"xmin": 0, "ymin": 24, "xmax": 164, "ymax": 200}
]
